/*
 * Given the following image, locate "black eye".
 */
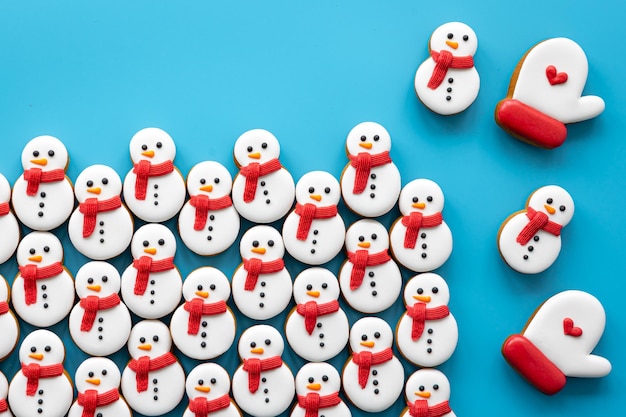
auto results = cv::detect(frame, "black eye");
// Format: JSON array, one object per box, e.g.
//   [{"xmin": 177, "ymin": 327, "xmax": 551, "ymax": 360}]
[
  {"xmin": 44, "ymin": 346, "xmax": 51, "ymax": 352},
  {"xmin": 361, "ymin": 334, "xmax": 368, "ymax": 341},
  {"xmin": 322, "ymin": 283, "xmax": 328, "ymax": 289},
  {"xmin": 43, "ymin": 246, "xmax": 50, "ymax": 253},
  {"xmin": 447, "ymin": 33, "xmax": 453, "ymax": 39},
  {"xmin": 48, "ymin": 150, "xmax": 55, "ymax": 157},
  {"xmin": 200, "ymin": 178, "xmax": 206, "ymax": 184},
  {"xmin": 252, "ymin": 240, "xmax": 259, "ymax": 248},
  {"xmin": 358, "ymin": 236, "xmax": 365, "ymax": 242},
  {"xmin": 427, "ymin": 196, "xmax": 433, "ymax": 202},
  {"xmin": 88, "ymin": 278, "xmax": 94, "ymax": 284},
  {"xmin": 463, "ymin": 35, "xmax": 469, "ymax": 41},
  {"xmin": 360, "ymin": 135, "xmax": 366, "ymax": 142},
  {"xmin": 417, "ymin": 288, "xmax": 424, "ymax": 294},
  {"xmin": 322, "ymin": 375, "xmax": 328, "ymax": 382},
  {"xmin": 433, "ymin": 384, "xmax": 439, "ymax": 390},
  {"xmin": 559, "ymin": 205, "xmax": 566, "ymax": 212},
  {"xmin": 156, "ymin": 142, "xmax": 162, "ymax": 149},
  {"xmin": 547, "ymin": 198, "xmax": 553, "ymax": 204},
  {"xmin": 33, "ymin": 150, "xmax": 40, "ymax": 157},
  {"xmin": 374, "ymin": 332, "xmax": 380, "ymax": 338},
  {"xmin": 268, "ymin": 240, "xmax": 274, "ymax": 247},
  {"xmin": 141, "ymin": 144, "xmax": 148, "ymax": 151},
  {"xmin": 29, "ymin": 248, "xmax": 35, "ymax": 255},
  {"xmin": 250, "ymin": 342, "xmax": 256, "ymax": 348},
  {"xmin": 87, "ymin": 180, "xmax": 94, "ymax": 187},
  {"xmin": 308, "ymin": 377, "xmax": 314, "ymax": 383},
  {"xmin": 308, "ymin": 187, "xmax": 315, "ymax": 193},
  {"xmin": 197, "ymin": 285, "xmax": 203, "ymax": 291},
  {"xmin": 210, "ymin": 284, "xmax": 216, "ymax": 290},
  {"xmin": 214, "ymin": 177, "xmax": 220, "ymax": 184},
  {"xmin": 371, "ymin": 234, "xmax": 377, "ymax": 240},
  {"xmin": 247, "ymin": 146, "xmax": 253, "ymax": 152},
  {"xmin": 153, "ymin": 335, "xmax": 159, "ymax": 342},
  {"xmin": 432, "ymin": 287, "xmax": 439, "ymax": 294},
  {"xmin": 143, "ymin": 240, "xmax": 149, "ymax": 247},
  {"xmin": 261, "ymin": 142, "xmax": 268, "ymax": 149},
  {"xmin": 102, "ymin": 178, "xmax": 108, "ymax": 185},
  {"xmin": 102, "ymin": 276, "xmax": 108, "ymax": 283},
  {"xmin": 324, "ymin": 187, "xmax": 331, "ymax": 194},
  {"xmin": 158, "ymin": 239, "xmax": 165, "ymax": 246},
  {"xmin": 30, "ymin": 346, "xmax": 36, "ymax": 353},
  {"xmin": 102, "ymin": 369, "xmax": 107, "ymax": 376},
  {"xmin": 210, "ymin": 378, "xmax": 216, "ymax": 384},
  {"xmin": 373, "ymin": 135, "xmax": 379, "ymax": 141},
  {"xmin": 306, "ymin": 284, "xmax": 313, "ymax": 290},
  {"xmin": 265, "ymin": 339, "xmax": 271, "ymax": 346},
  {"xmin": 412, "ymin": 197, "xmax": 418, "ymax": 203},
  {"xmin": 198, "ymin": 379, "xmax": 204, "ymax": 385},
  {"xmin": 419, "ymin": 385, "xmax": 425, "ymax": 391},
  {"xmin": 140, "ymin": 337, "xmax": 146, "ymax": 343},
  {"xmin": 88, "ymin": 372, "xmax": 94, "ymax": 377}
]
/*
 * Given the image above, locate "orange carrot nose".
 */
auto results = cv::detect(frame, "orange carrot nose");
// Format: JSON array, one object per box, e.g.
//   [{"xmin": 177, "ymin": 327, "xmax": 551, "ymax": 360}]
[
  {"xmin": 251, "ymin": 247, "xmax": 266, "ymax": 255},
  {"xmin": 250, "ymin": 347, "xmax": 264, "ymax": 354},
  {"xmin": 359, "ymin": 142, "xmax": 373, "ymax": 149},
  {"xmin": 307, "ymin": 383, "xmax": 321, "ymax": 391},
  {"xmin": 86, "ymin": 378, "xmax": 101, "ymax": 386},
  {"xmin": 544, "ymin": 204, "xmax": 556, "ymax": 215},
  {"xmin": 28, "ymin": 353, "xmax": 44, "ymax": 361},
  {"xmin": 416, "ymin": 391, "xmax": 431, "ymax": 398},
  {"xmin": 445, "ymin": 40, "xmax": 458, "ymax": 49},
  {"xmin": 30, "ymin": 158, "xmax": 48, "ymax": 166},
  {"xmin": 87, "ymin": 187, "xmax": 101, "ymax": 195},
  {"xmin": 28, "ymin": 255, "xmax": 42, "ymax": 262},
  {"xmin": 141, "ymin": 150, "xmax": 155, "ymax": 158},
  {"xmin": 357, "ymin": 241, "xmax": 371, "ymax": 248},
  {"xmin": 138, "ymin": 344, "xmax": 152, "ymax": 351},
  {"xmin": 248, "ymin": 152, "xmax": 261, "ymax": 159},
  {"xmin": 412, "ymin": 202, "xmax": 426, "ymax": 209},
  {"xmin": 199, "ymin": 185, "xmax": 213, "ymax": 192},
  {"xmin": 195, "ymin": 291, "xmax": 209, "ymax": 299},
  {"xmin": 195, "ymin": 386, "xmax": 211, "ymax": 393},
  {"xmin": 310, "ymin": 194, "xmax": 322, "ymax": 202},
  {"xmin": 360, "ymin": 341, "xmax": 375, "ymax": 348},
  {"xmin": 87, "ymin": 285, "xmax": 102, "ymax": 292},
  {"xmin": 413, "ymin": 295, "xmax": 431, "ymax": 302},
  {"xmin": 144, "ymin": 248, "xmax": 157, "ymax": 255},
  {"xmin": 306, "ymin": 290, "xmax": 320, "ymax": 298}
]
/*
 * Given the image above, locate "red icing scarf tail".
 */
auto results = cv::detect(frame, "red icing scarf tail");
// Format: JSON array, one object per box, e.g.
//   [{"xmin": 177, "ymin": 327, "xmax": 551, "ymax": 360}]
[
  {"xmin": 347, "ymin": 249, "xmax": 391, "ymax": 290},
  {"xmin": 352, "ymin": 347, "xmax": 393, "ymax": 388},
  {"xmin": 296, "ymin": 300, "xmax": 340, "ymax": 335},
  {"xmin": 516, "ymin": 207, "xmax": 563, "ymax": 245},
  {"xmin": 79, "ymin": 294, "xmax": 121, "ymax": 331},
  {"xmin": 428, "ymin": 50, "xmax": 475, "ymax": 89},
  {"xmin": 23, "ymin": 168, "xmax": 65, "ymax": 196},
  {"xmin": 0, "ymin": 398, "xmax": 7, "ymax": 413},
  {"xmin": 184, "ymin": 298, "xmax": 227, "ymax": 335},
  {"xmin": 128, "ymin": 352, "xmax": 177, "ymax": 392},
  {"xmin": 79, "ymin": 196, "xmax": 122, "ymax": 237},
  {"xmin": 408, "ymin": 399, "xmax": 451, "ymax": 417},
  {"xmin": 132, "ymin": 256, "xmax": 175, "ymax": 295},
  {"xmin": 401, "ymin": 212, "xmax": 443, "ymax": 249},
  {"xmin": 297, "ymin": 392, "xmax": 341, "ymax": 417},
  {"xmin": 294, "ymin": 203, "xmax": 338, "ymax": 241},
  {"xmin": 133, "ymin": 160, "xmax": 174, "ymax": 200},
  {"xmin": 242, "ymin": 258, "xmax": 285, "ymax": 291},
  {"xmin": 77, "ymin": 388, "xmax": 120, "ymax": 417},
  {"xmin": 348, "ymin": 151, "xmax": 392, "ymax": 194},
  {"xmin": 21, "ymin": 363, "xmax": 64, "ymax": 396},
  {"xmin": 242, "ymin": 356, "xmax": 283, "ymax": 393},
  {"xmin": 406, "ymin": 303, "xmax": 450, "ymax": 341},
  {"xmin": 188, "ymin": 394, "xmax": 231, "ymax": 417},
  {"xmin": 239, "ymin": 159, "xmax": 282, "ymax": 203},
  {"xmin": 19, "ymin": 262, "xmax": 64, "ymax": 305},
  {"xmin": 0, "ymin": 301, "xmax": 9, "ymax": 315},
  {"xmin": 0, "ymin": 202, "xmax": 10, "ymax": 216},
  {"xmin": 189, "ymin": 194, "xmax": 233, "ymax": 231}
]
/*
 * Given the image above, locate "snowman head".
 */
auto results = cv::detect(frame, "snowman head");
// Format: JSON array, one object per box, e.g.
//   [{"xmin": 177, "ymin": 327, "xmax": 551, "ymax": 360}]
[
  {"xmin": 345, "ymin": 219, "xmax": 389, "ymax": 254},
  {"xmin": 527, "ymin": 185, "xmax": 574, "ymax": 227},
  {"xmin": 129, "ymin": 128, "xmax": 176, "ymax": 165},
  {"xmin": 127, "ymin": 320, "xmax": 172, "ymax": 359},
  {"xmin": 0, "ymin": 274, "xmax": 8, "ymax": 302},
  {"xmin": 238, "ymin": 325, "xmax": 285, "ymax": 360},
  {"xmin": 239, "ymin": 225, "xmax": 285, "ymax": 261},
  {"xmin": 21, "ymin": 135, "xmax": 69, "ymax": 171},
  {"xmin": 233, "ymin": 129, "xmax": 281, "ymax": 166},
  {"xmin": 293, "ymin": 267, "xmax": 340, "ymax": 304},
  {"xmin": 17, "ymin": 231, "xmax": 64, "ymax": 267},
  {"xmin": 19, "ymin": 329, "xmax": 65, "ymax": 366},
  {"xmin": 429, "ymin": 22, "xmax": 478, "ymax": 57},
  {"xmin": 74, "ymin": 261, "xmax": 121, "ymax": 299},
  {"xmin": 185, "ymin": 363, "xmax": 231, "ymax": 400},
  {"xmin": 295, "ymin": 171, "xmax": 341, "ymax": 206},
  {"xmin": 0, "ymin": 370, "xmax": 8, "ymax": 398},
  {"xmin": 349, "ymin": 317, "xmax": 393, "ymax": 353},
  {"xmin": 74, "ymin": 164, "xmax": 122, "ymax": 203},
  {"xmin": 403, "ymin": 273, "xmax": 450, "ymax": 307},
  {"xmin": 295, "ymin": 362, "xmax": 341, "ymax": 396},
  {"xmin": 399, "ymin": 179, "xmax": 445, "ymax": 216},
  {"xmin": 345, "ymin": 122, "xmax": 392, "ymax": 156},
  {"xmin": 0, "ymin": 173, "xmax": 11, "ymax": 202},
  {"xmin": 74, "ymin": 357, "xmax": 121, "ymax": 393},
  {"xmin": 405, "ymin": 369, "xmax": 452, "ymax": 406},
  {"xmin": 130, "ymin": 223, "xmax": 177, "ymax": 260},
  {"xmin": 186, "ymin": 161, "xmax": 233, "ymax": 198},
  {"xmin": 182, "ymin": 267, "xmax": 230, "ymax": 303}
]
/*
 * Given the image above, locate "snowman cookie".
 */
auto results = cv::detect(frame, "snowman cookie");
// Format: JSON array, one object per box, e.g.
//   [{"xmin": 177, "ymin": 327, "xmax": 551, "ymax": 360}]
[
  {"xmin": 0, "ymin": 173, "xmax": 19, "ymax": 264},
  {"xmin": 179, "ymin": 161, "xmax": 240, "ymax": 256},
  {"xmin": 414, "ymin": 22, "xmax": 480, "ymax": 115},
  {"xmin": 123, "ymin": 128, "xmax": 186, "ymax": 222},
  {"xmin": 183, "ymin": 363, "xmax": 241, "ymax": 417},
  {"xmin": 390, "ymin": 179, "xmax": 453, "ymax": 272},
  {"xmin": 498, "ymin": 185, "xmax": 574, "ymax": 274},
  {"xmin": 339, "ymin": 219, "xmax": 401, "ymax": 313},
  {"xmin": 340, "ymin": 122, "xmax": 401, "ymax": 217},
  {"xmin": 502, "ymin": 290, "xmax": 611, "ymax": 395},
  {"xmin": 0, "ymin": 275, "xmax": 19, "ymax": 361},
  {"xmin": 68, "ymin": 164, "xmax": 133, "ymax": 260},
  {"xmin": 283, "ymin": 171, "xmax": 346, "ymax": 265},
  {"xmin": 68, "ymin": 261, "xmax": 132, "ymax": 356},
  {"xmin": 495, "ymin": 38, "xmax": 605, "ymax": 148},
  {"xmin": 11, "ymin": 231, "xmax": 74, "ymax": 327},
  {"xmin": 0, "ymin": 371, "xmax": 10, "ymax": 417},
  {"xmin": 291, "ymin": 362, "xmax": 351, "ymax": 417},
  {"xmin": 285, "ymin": 268, "xmax": 349, "ymax": 362},
  {"xmin": 170, "ymin": 267, "xmax": 236, "ymax": 360},
  {"xmin": 12, "ymin": 135, "xmax": 74, "ymax": 231},
  {"xmin": 401, "ymin": 369, "xmax": 456, "ymax": 417}
]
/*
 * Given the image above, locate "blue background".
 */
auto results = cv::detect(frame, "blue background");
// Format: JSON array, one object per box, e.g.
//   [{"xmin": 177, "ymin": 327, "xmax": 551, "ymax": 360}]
[{"xmin": 0, "ymin": 0, "xmax": 624, "ymax": 416}]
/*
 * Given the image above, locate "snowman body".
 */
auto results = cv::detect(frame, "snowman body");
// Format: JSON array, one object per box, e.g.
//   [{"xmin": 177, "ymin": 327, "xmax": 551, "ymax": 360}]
[
  {"xmin": 291, "ymin": 362, "xmax": 351, "ymax": 417},
  {"xmin": 183, "ymin": 363, "xmax": 240, "ymax": 417},
  {"xmin": 0, "ymin": 276, "xmax": 18, "ymax": 360},
  {"xmin": 0, "ymin": 174, "xmax": 19, "ymax": 264},
  {"xmin": 401, "ymin": 369, "xmax": 456, "ymax": 417},
  {"xmin": 0, "ymin": 371, "xmax": 12, "ymax": 417}
]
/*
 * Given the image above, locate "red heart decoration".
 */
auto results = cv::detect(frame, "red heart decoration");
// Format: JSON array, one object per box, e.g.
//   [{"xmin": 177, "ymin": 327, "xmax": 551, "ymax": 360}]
[
  {"xmin": 563, "ymin": 317, "xmax": 583, "ymax": 337},
  {"xmin": 546, "ymin": 65, "xmax": 568, "ymax": 85}
]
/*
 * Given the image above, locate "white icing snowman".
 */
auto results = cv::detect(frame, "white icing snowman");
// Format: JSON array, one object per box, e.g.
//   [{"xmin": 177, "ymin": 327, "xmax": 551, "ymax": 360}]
[
  {"xmin": 0, "ymin": 275, "xmax": 19, "ymax": 361},
  {"xmin": 283, "ymin": 171, "xmax": 346, "ymax": 265},
  {"xmin": 123, "ymin": 128, "xmax": 186, "ymax": 222},
  {"xmin": 11, "ymin": 135, "xmax": 74, "ymax": 231},
  {"xmin": 121, "ymin": 320, "xmax": 186, "ymax": 416},
  {"xmin": 179, "ymin": 161, "xmax": 240, "ymax": 256},
  {"xmin": 68, "ymin": 357, "xmax": 131, "ymax": 417},
  {"xmin": 232, "ymin": 325, "xmax": 295, "ymax": 417},
  {"xmin": 396, "ymin": 273, "xmax": 458, "ymax": 367},
  {"xmin": 232, "ymin": 129, "xmax": 295, "ymax": 223},
  {"xmin": 170, "ymin": 267, "xmax": 236, "ymax": 360},
  {"xmin": 498, "ymin": 185, "xmax": 574, "ymax": 274},
  {"xmin": 8, "ymin": 330, "xmax": 73, "ymax": 417},
  {"xmin": 11, "ymin": 232, "xmax": 74, "ymax": 327},
  {"xmin": 390, "ymin": 179, "xmax": 453, "ymax": 272},
  {"xmin": 68, "ymin": 261, "xmax": 132, "ymax": 356},
  {"xmin": 342, "ymin": 317, "xmax": 404, "ymax": 413},
  {"xmin": 231, "ymin": 226, "xmax": 292, "ymax": 320},
  {"xmin": 291, "ymin": 362, "xmax": 351, "ymax": 417},
  {"xmin": 339, "ymin": 219, "xmax": 401, "ymax": 313},
  {"xmin": 0, "ymin": 173, "xmax": 19, "ymax": 264},
  {"xmin": 0, "ymin": 371, "xmax": 11, "ymax": 417},
  {"xmin": 415, "ymin": 22, "xmax": 480, "ymax": 115},
  {"xmin": 285, "ymin": 268, "xmax": 349, "ymax": 362},
  {"xmin": 68, "ymin": 164, "xmax": 133, "ymax": 260},
  {"xmin": 120, "ymin": 223, "xmax": 182, "ymax": 319},
  {"xmin": 401, "ymin": 369, "xmax": 456, "ymax": 417},
  {"xmin": 340, "ymin": 122, "xmax": 401, "ymax": 217},
  {"xmin": 183, "ymin": 363, "xmax": 240, "ymax": 417}
]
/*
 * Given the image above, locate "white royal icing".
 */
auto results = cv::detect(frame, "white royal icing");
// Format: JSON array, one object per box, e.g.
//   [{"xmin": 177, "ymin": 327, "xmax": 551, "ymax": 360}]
[
  {"xmin": 401, "ymin": 369, "xmax": 456, "ymax": 417},
  {"xmin": 0, "ymin": 173, "xmax": 19, "ymax": 264},
  {"xmin": 0, "ymin": 370, "xmax": 11, "ymax": 417},
  {"xmin": 183, "ymin": 363, "xmax": 240, "ymax": 417},
  {"xmin": 291, "ymin": 362, "xmax": 351, "ymax": 417},
  {"xmin": 0, "ymin": 275, "xmax": 19, "ymax": 361}
]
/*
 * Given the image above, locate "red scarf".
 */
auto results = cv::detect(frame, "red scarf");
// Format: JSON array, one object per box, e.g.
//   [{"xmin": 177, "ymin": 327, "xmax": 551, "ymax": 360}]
[
  {"xmin": 0, "ymin": 398, "xmax": 7, "ymax": 412},
  {"xmin": 348, "ymin": 151, "xmax": 392, "ymax": 194},
  {"xmin": 132, "ymin": 256, "xmax": 175, "ymax": 295},
  {"xmin": 401, "ymin": 212, "xmax": 443, "ymax": 249},
  {"xmin": 19, "ymin": 262, "xmax": 64, "ymax": 305},
  {"xmin": 183, "ymin": 298, "xmax": 227, "ymax": 335},
  {"xmin": 294, "ymin": 203, "xmax": 338, "ymax": 241},
  {"xmin": 132, "ymin": 160, "xmax": 174, "ymax": 200},
  {"xmin": 78, "ymin": 196, "xmax": 122, "ymax": 237},
  {"xmin": 427, "ymin": 50, "xmax": 474, "ymax": 89},
  {"xmin": 21, "ymin": 362, "xmax": 64, "ymax": 396},
  {"xmin": 79, "ymin": 294, "xmax": 121, "ymax": 331},
  {"xmin": 0, "ymin": 300, "xmax": 8, "ymax": 315},
  {"xmin": 188, "ymin": 394, "xmax": 231, "ymax": 417},
  {"xmin": 242, "ymin": 356, "xmax": 283, "ymax": 393},
  {"xmin": 242, "ymin": 258, "xmax": 284, "ymax": 291},
  {"xmin": 296, "ymin": 300, "xmax": 340, "ymax": 335},
  {"xmin": 516, "ymin": 207, "xmax": 562, "ymax": 245},
  {"xmin": 0, "ymin": 201, "xmax": 9, "ymax": 216},
  {"xmin": 239, "ymin": 158, "xmax": 282, "ymax": 203},
  {"xmin": 351, "ymin": 348, "xmax": 393, "ymax": 388},
  {"xmin": 128, "ymin": 352, "xmax": 177, "ymax": 392},
  {"xmin": 347, "ymin": 249, "xmax": 391, "ymax": 290},
  {"xmin": 297, "ymin": 392, "xmax": 341, "ymax": 417},
  {"xmin": 23, "ymin": 168, "xmax": 65, "ymax": 196},
  {"xmin": 77, "ymin": 388, "xmax": 120, "ymax": 417},
  {"xmin": 189, "ymin": 194, "xmax": 233, "ymax": 231},
  {"xmin": 406, "ymin": 303, "xmax": 450, "ymax": 341},
  {"xmin": 408, "ymin": 400, "xmax": 451, "ymax": 417}
]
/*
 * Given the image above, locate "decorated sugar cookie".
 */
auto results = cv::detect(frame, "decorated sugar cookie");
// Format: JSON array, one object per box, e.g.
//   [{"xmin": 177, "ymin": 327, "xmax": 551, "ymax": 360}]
[
  {"xmin": 68, "ymin": 357, "xmax": 131, "ymax": 417},
  {"xmin": 68, "ymin": 164, "xmax": 133, "ymax": 260},
  {"xmin": 283, "ymin": 171, "xmax": 345, "ymax": 265},
  {"xmin": 291, "ymin": 362, "xmax": 351, "ymax": 417},
  {"xmin": 232, "ymin": 325, "xmax": 295, "ymax": 417},
  {"xmin": 121, "ymin": 320, "xmax": 186, "ymax": 416},
  {"xmin": 68, "ymin": 261, "xmax": 132, "ymax": 356},
  {"xmin": 0, "ymin": 371, "xmax": 11, "ymax": 417},
  {"xmin": 8, "ymin": 330, "xmax": 73, "ymax": 417},
  {"xmin": 285, "ymin": 268, "xmax": 349, "ymax": 361},
  {"xmin": 495, "ymin": 38, "xmax": 605, "ymax": 148},
  {"xmin": 502, "ymin": 290, "xmax": 611, "ymax": 395},
  {"xmin": 0, "ymin": 275, "xmax": 19, "ymax": 361},
  {"xmin": 339, "ymin": 219, "xmax": 401, "ymax": 313},
  {"xmin": 11, "ymin": 231, "xmax": 74, "ymax": 327},
  {"xmin": 231, "ymin": 226, "xmax": 292, "ymax": 320},
  {"xmin": 232, "ymin": 129, "xmax": 295, "ymax": 223},
  {"xmin": 179, "ymin": 161, "xmax": 240, "ymax": 256},
  {"xmin": 498, "ymin": 185, "xmax": 574, "ymax": 274},
  {"xmin": 401, "ymin": 369, "xmax": 456, "ymax": 417},
  {"xmin": 396, "ymin": 273, "xmax": 458, "ymax": 367},
  {"xmin": 123, "ymin": 128, "xmax": 186, "ymax": 222},
  {"xmin": 170, "ymin": 267, "xmax": 236, "ymax": 360},
  {"xmin": 342, "ymin": 317, "xmax": 404, "ymax": 413},
  {"xmin": 183, "ymin": 363, "xmax": 241, "ymax": 417},
  {"xmin": 120, "ymin": 223, "xmax": 182, "ymax": 319},
  {"xmin": 0, "ymin": 173, "xmax": 19, "ymax": 264},
  {"xmin": 12, "ymin": 135, "xmax": 74, "ymax": 231},
  {"xmin": 340, "ymin": 122, "xmax": 401, "ymax": 217},
  {"xmin": 414, "ymin": 22, "xmax": 480, "ymax": 115},
  {"xmin": 390, "ymin": 179, "xmax": 453, "ymax": 272}
]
